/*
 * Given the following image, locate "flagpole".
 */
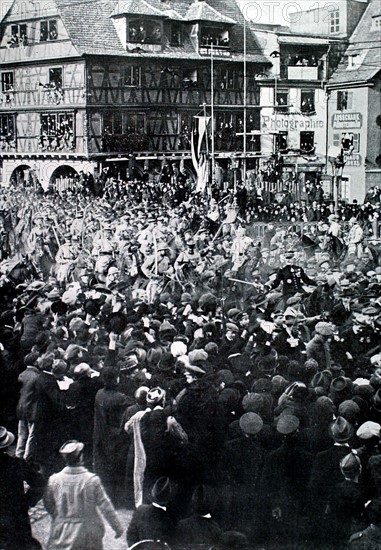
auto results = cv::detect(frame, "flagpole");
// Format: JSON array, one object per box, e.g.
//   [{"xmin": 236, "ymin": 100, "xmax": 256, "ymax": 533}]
[
  {"xmin": 210, "ymin": 44, "xmax": 215, "ymax": 190},
  {"xmin": 243, "ymin": 17, "xmax": 247, "ymax": 189}
]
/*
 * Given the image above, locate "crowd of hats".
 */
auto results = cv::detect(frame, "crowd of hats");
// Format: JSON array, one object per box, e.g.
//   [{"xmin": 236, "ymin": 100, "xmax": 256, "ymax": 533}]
[{"xmin": 0, "ymin": 185, "xmax": 381, "ymax": 548}]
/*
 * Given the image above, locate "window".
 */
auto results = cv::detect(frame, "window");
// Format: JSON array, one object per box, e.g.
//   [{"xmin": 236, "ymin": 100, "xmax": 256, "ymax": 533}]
[
  {"xmin": 275, "ymin": 132, "xmax": 288, "ymax": 152},
  {"xmin": 170, "ymin": 23, "xmax": 182, "ymax": 46},
  {"xmin": 103, "ymin": 112, "xmax": 145, "ymax": 135},
  {"xmin": 1, "ymin": 72, "xmax": 14, "ymax": 93},
  {"xmin": 300, "ymin": 131, "xmax": 315, "ymax": 153},
  {"xmin": 301, "ymin": 90, "xmax": 315, "ymax": 114},
  {"xmin": 49, "ymin": 68, "xmax": 63, "ymax": 89},
  {"xmin": 40, "ymin": 113, "xmax": 75, "ymax": 151},
  {"xmin": 371, "ymin": 15, "xmax": 381, "ymax": 31},
  {"xmin": 102, "ymin": 112, "xmax": 147, "ymax": 152},
  {"xmin": 333, "ymin": 132, "xmax": 360, "ymax": 153},
  {"xmin": 40, "ymin": 19, "xmax": 58, "ymax": 41},
  {"xmin": 182, "ymin": 69, "xmax": 198, "ymax": 89},
  {"xmin": 0, "ymin": 114, "xmax": 16, "ymax": 151},
  {"xmin": 219, "ymin": 69, "xmax": 235, "ymax": 90},
  {"xmin": 124, "ymin": 66, "xmax": 141, "ymax": 87},
  {"xmin": 276, "ymin": 90, "xmax": 289, "ymax": 113},
  {"xmin": 9, "ymin": 23, "xmax": 27, "ymax": 47},
  {"xmin": 200, "ymin": 26, "xmax": 230, "ymax": 47},
  {"xmin": 329, "ymin": 10, "xmax": 340, "ymax": 33},
  {"xmin": 128, "ymin": 19, "xmax": 162, "ymax": 45},
  {"xmin": 337, "ymin": 91, "xmax": 353, "ymax": 111}
]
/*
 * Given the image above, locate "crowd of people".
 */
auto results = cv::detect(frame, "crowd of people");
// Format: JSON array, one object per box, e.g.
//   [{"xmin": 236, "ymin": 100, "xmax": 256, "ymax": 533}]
[{"xmin": 0, "ymin": 179, "xmax": 381, "ymax": 550}]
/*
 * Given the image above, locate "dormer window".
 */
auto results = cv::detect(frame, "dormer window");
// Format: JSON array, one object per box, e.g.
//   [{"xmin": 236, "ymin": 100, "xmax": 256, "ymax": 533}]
[
  {"xmin": 170, "ymin": 23, "xmax": 182, "ymax": 46},
  {"xmin": 128, "ymin": 19, "xmax": 162, "ymax": 45},
  {"xmin": 40, "ymin": 19, "xmax": 58, "ymax": 42},
  {"xmin": 200, "ymin": 25, "xmax": 230, "ymax": 47},
  {"xmin": 8, "ymin": 24, "xmax": 27, "ymax": 47}
]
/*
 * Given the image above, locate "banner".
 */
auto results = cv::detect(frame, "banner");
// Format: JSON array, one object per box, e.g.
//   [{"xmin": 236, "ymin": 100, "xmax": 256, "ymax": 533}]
[
  {"xmin": 191, "ymin": 116, "xmax": 210, "ymax": 171},
  {"xmin": 191, "ymin": 116, "xmax": 210, "ymax": 194},
  {"xmin": 195, "ymin": 152, "xmax": 209, "ymax": 193}
]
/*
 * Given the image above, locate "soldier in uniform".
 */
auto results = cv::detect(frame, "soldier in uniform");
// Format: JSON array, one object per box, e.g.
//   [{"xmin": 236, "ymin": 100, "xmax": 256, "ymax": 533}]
[
  {"xmin": 55, "ymin": 233, "xmax": 78, "ymax": 285},
  {"xmin": 266, "ymin": 250, "xmax": 316, "ymax": 308}
]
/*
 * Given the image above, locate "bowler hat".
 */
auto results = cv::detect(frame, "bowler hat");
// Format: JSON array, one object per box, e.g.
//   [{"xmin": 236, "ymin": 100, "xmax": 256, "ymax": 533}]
[
  {"xmin": 329, "ymin": 416, "xmax": 354, "ymax": 442},
  {"xmin": 151, "ymin": 477, "xmax": 176, "ymax": 506},
  {"xmin": 84, "ymin": 299, "xmax": 101, "ymax": 317},
  {"xmin": 105, "ymin": 311, "xmax": 128, "ymax": 334},
  {"xmin": 191, "ymin": 484, "xmax": 216, "ymax": 515},
  {"xmin": 0, "ymin": 426, "xmax": 15, "ymax": 449},
  {"xmin": 330, "ymin": 376, "xmax": 353, "ymax": 394},
  {"xmin": 50, "ymin": 300, "xmax": 68, "ymax": 315}
]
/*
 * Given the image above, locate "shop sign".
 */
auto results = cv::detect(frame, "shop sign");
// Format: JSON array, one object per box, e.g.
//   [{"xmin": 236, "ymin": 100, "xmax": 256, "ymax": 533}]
[
  {"xmin": 332, "ymin": 112, "xmax": 362, "ymax": 129},
  {"xmin": 344, "ymin": 153, "xmax": 362, "ymax": 167}
]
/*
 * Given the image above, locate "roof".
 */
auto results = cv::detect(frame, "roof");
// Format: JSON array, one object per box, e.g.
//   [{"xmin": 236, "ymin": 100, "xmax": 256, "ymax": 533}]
[
  {"xmin": 112, "ymin": 0, "xmax": 168, "ymax": 18},
  {"xmin": 184, "ymin": 1, "xmax": 237, "ymax": 24},
  {"xmin": 56, "ymin": 0, "xmax": 126, "ymax": 55},
  {"xmin": 278, "ymin": 35, "xmax": 330, "ymax": 46},
  {"xmin": 1, "ymin": 0, "xmax": 268, "ymax": 63},
  {"xmin": 328, "ymin": 0, "xmax": 381, "ymax": 85}
]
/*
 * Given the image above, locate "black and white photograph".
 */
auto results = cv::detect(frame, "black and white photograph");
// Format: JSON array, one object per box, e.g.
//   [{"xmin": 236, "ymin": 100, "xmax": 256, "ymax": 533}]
[{"xmin": 0, "ymin": 0, "xmax": 380, "ymax": 548}]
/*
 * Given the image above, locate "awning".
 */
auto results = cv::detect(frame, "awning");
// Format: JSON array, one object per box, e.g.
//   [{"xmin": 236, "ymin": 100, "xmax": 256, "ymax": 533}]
[{"xmin": 278, "ymin": 35, "xmax": 330, "ymax": 46}]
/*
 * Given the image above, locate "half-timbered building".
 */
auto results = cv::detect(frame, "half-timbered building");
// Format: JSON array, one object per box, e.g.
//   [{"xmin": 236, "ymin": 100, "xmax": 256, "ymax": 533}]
[{"xmin": 0, "ymin": 0, "xmax": 269, "ymax": 189}]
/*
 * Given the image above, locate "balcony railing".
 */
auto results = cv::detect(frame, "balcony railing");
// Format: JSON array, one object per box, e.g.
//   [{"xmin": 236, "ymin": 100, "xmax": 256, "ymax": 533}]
[
  {"xmin": 287, "ymin": 66, "xmax": 319, "ymax": 81},
  {"xmin": 0, "ymin": 86, "xmax": 85, "ymax": 108}
]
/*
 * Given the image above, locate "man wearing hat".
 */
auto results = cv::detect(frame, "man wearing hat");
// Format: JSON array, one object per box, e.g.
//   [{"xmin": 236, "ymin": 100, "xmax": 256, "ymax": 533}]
[
  {"xmin": 0, "ymin": 425, "xmax": 42, "ymax": 550},
  {"xmin": 347, "ymin": 217, "xmax": 364, "ymax": 258},
  {"xmin": 220, "ymin": 412, "xmax": 266, "ymax": 540},
  {"xmin": 261, "ymin": 415, "xmax": 313, "ymax": 543},
  {"xmin": 44, "ymin": 440, "xmax": 123, "ymax": 549},
  {"xmin": 55, "ymin": 232, "xmax": 78, "ymax": 285},
  {"xmin": 306, "ymin": 321, "xmax": 335, "ymax": 370},
  {"xmin": 127, "ymin": 476, "xmax": 177, "ymax": 546},
  {"xmin": 308, "ymin": 416, "xmax": 355, "ymax": 542},
  {"xmin": 266, "ymin": 250, "xmax": 316, "ymax": 304}
]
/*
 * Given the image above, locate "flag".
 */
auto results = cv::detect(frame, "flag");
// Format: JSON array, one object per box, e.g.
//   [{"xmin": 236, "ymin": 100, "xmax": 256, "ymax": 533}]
[
  {"xmin": 195, "ymin": 152, "xmax": 209, "ymax": 193},
  {"xmin": 191, "ymin": 116, "xmax": 210, "ymax": 173}
]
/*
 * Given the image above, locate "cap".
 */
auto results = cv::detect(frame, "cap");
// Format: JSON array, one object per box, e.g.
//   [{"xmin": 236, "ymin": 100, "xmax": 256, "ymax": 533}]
[
  {"xmin": 356, "ymin": 421, "xmax": 381, "ymax": 440},
  {"xmin": 277, "ymin": 415, "xmax": 300, "ymax": 435},
  {"xmin": 226, "ymin": 322, "xmax": 239, "ymax": 333},
  {"xmin": 239, "ymin": 412, "xmax": 264, "ymax": 435},
  {"xmin": 314, "ymin": 322, "xmax": 335, "ymax": 337},
  {"xmin": 59, "ymin": 440, "xmax": 84, "ymax": 458},
  {"xmin": 340, "ymin": 452, "xmax": 362, "ymax": 479}
]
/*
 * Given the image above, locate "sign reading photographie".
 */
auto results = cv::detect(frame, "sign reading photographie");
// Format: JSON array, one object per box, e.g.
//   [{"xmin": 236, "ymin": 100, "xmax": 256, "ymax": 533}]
[{"xmin": 332, "ymin": 112, "xmax": 362, "ymax": 129}]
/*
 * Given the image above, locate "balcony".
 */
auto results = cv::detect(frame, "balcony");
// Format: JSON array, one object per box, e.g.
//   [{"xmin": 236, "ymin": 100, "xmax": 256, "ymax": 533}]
[{"xmin": 287, "ymin": 66, "xmax": 319, "ymax": 81}]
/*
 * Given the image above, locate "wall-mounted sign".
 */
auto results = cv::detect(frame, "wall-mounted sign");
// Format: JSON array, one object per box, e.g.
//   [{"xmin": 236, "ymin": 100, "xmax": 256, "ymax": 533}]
[
  {"xmin": 344, "ymin": 153, "xmax": 362, "ymax": 167},
  {"xmin": 332, "ymin": 112, "xmax": 362, "ymax": 129},
  {"xmin": 262, "ymin": 115, "xmax": 324, "ymax": 131}
]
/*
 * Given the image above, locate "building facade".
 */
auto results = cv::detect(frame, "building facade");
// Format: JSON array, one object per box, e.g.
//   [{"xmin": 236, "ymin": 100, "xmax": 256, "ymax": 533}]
[
  {"xmin": 326, "ymin": 0, "xmax": 381, "ymax": 202},
  {"xmin": 0, "ymin": 0, "xmax": 268, "ymax": 189},
  {"xmin": 289, "ymin": 0, "xmax": 368, "ymax": 38}
]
